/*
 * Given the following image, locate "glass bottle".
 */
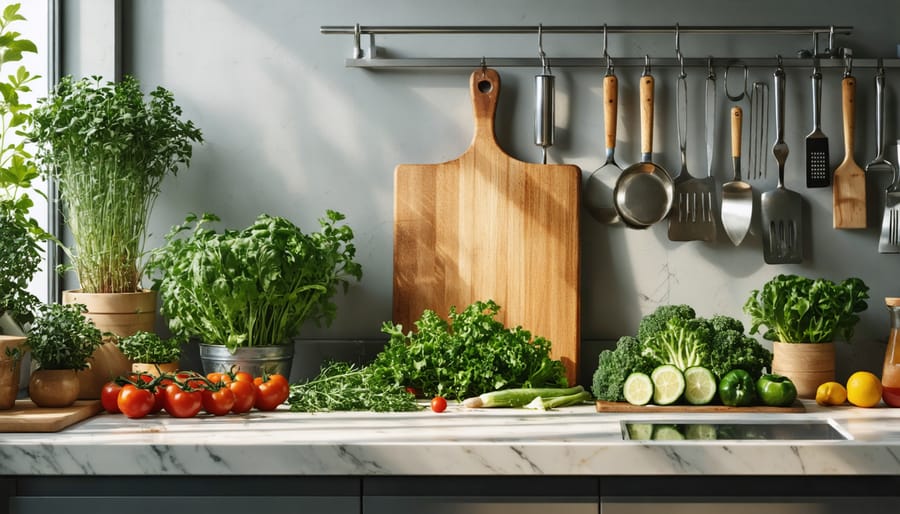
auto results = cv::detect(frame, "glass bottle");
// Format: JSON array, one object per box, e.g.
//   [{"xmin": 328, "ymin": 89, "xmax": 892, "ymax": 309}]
[{"xmin": 881, "ymin": 297, "xmax": 900, "ymax": 407}]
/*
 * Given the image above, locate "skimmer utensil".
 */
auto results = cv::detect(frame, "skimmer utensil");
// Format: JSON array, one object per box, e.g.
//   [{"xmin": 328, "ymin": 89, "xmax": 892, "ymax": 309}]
[{"xmin": 805, "ymin": 60, "xmax": 830, "ymax": 188}]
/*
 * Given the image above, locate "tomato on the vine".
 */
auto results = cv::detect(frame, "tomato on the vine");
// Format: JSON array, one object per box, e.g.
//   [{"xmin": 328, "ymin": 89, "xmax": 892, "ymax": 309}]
[
  {"xmin": 163, "ymin": 383, "xmax": 203, "ymax": 418},
  {"xmin": 117, "ymin": 384, "xmax": 155, "ymax": 419},
  {"xmin": 101, "ymin": 381, "xmax": 122, "ymax": 414},
  {"xmin": 206, "ymin": 372, "xmax": 225, "ymax": 384},
  {"xmin": 254, "ymin": 374, "xmax": 289, "ymax": 411},
  {"xmin": 430, "ymin": 396, "xmax": 447, "ymax": 413},
  {"xmin": 227, "ymin": 379, "xmax": 257, "ymax": 414},
  {"xmin": 202, "ymin": 386, "xmax": 235, "ymax": 416}
]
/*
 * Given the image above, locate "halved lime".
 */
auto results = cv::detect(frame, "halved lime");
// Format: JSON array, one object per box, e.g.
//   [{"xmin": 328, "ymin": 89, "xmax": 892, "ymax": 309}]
[
  {"xmin": 685, "ymin": 423, "xmax": 718, "ymax": 440},
  {"xmin": 650, "ymin": 365, "xmax": 685, "ymax": 405},
  {"xmin": 652, "ymin": 425, "xmax": 685, "ymax": 440},
  {"xmin": 626, "ymin": 423, "xmax": 654, "ymax": 440},
  {"xmin": 623, "ymin": 372, "xmax": 654, "ymax": 406},
  {"xmin": 683, "ymin": 366, "xmax": 717, "ymax": 405}
]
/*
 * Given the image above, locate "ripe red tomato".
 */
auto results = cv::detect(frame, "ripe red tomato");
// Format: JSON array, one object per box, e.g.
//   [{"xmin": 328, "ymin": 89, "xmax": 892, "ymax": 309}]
[
  {"xmin": 206, "ymin": 372, "xmax": 225, "ymax": 384},
  {"xmin": 202, "ymin": 386, "xmax": 235, "ymax": 416},
  {"xmin": 254, "ymin": 374, "xmax": 290, "ymax": 411},
  {"xmin": 151, "ymin": 377, "xmax": 174, "ymax": 414},
  {"xmin": 430, "ymin": 396, "xmax": 447, "ymax": 413},
  {"xmin": 100, "ymin": 382, "xmax": 122, "ymax": 414},
  {"xmin": 163, "ymin": 384, "xmax": 203, "ymax": 418},
  {"xmin": 227, "ymin": 379, "xmax": 257, "ymax": 414},
  {"xmin": 117, "ymin": 384, "xmax": 155, "ymax": 419}
]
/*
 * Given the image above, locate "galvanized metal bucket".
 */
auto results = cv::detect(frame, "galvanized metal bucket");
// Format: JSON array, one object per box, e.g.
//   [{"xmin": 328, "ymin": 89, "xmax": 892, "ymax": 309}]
[{"xmin": 198, "ymin": 343, "xmax": 294, "ymax": 378}]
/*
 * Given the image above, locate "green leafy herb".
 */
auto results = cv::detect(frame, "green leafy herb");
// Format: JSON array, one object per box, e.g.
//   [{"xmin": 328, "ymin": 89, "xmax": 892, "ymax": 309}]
[
  {"xmin": 29, "ymin": 74, "xmax": 203, "ymax": 293},
  {"xmin": 26, "ymin": 303, "xmax": 103, "ymax": 370},
  {"xmin": 370, "ymin": 300, "xmax": 568, "ymax": 400},
  {"xmin": 743, "ymin": 274, "xmax": 870, "ymax": 343},
  {"xmin": 288, "ymin": 361, "xmax": 419, "ymax": 412},
  {"xmin": 146, "ymin": 211, "xmax": 362, "ymax": 351},
  {"xmin": 118, "ymin": 330, "xmax": 180, "ymax": 364}
]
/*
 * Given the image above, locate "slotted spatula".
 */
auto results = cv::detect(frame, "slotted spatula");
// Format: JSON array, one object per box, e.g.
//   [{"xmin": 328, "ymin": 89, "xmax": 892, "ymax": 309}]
[
  {"xmin": 805, "ymin": 61, "xmax": 829, "ymax": 188},
  {"xmin": 833, "ymin": 70, "xmax": 867, "ymax": 229},
  {"xmin": 760, "ymin": 61, "xmax": 803, "ymax": 264}
]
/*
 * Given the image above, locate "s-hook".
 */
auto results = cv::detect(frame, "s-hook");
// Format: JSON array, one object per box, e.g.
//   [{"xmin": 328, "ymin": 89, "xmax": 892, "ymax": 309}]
[{"xmin": 725, "ymin": 62, "xmax": 748, "ymax": 101}]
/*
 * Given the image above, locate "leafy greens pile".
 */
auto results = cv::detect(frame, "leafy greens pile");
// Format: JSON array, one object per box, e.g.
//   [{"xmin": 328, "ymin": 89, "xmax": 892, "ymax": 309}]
[
  {"xmin": 288, "ymin": 300, "xmax": 568, "ymax": 411},
  {"xmin": 743, "ymin": 274, "xmax": 869, "ymax": 343},
  {"xmin": 592, "ymin": 305, "xmax": 772, "ymax": 402}
]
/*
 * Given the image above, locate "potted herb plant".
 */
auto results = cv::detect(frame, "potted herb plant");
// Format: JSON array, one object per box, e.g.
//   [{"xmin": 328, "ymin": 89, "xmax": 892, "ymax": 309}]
[
  {"xmin": 25, "ymin": 303, "xmax": 103, "ymax": 407},
  {"xmin": 146, "ymin": 210, "xmax": 362, "ymax": 378},
  {"xmin": 28, "ymin": 74, "xmax": 203, "ymax": 398},
  {"xmin": 743, "ymin": 274, "xmax": 870, "ymax": 397},
  {"xmin": 118, "ymin": 331, "xmax": 180, "ymax": 377}
]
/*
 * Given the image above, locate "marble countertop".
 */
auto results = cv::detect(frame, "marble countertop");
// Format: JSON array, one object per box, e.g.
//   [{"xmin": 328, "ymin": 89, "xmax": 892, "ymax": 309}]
[{"xmin": 3, "ymin": 400, "xmax": 900, "ymax": 476}]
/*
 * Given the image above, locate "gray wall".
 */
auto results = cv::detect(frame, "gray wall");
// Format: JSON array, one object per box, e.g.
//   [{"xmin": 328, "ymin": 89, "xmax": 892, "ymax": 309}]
[{"xmin": 92, "ymin": 0, "xmax": 900, "ymax": 381}]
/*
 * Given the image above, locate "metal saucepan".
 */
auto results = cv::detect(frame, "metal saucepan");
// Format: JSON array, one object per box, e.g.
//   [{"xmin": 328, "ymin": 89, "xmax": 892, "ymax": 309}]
[{"xmin": 613, "ymin": 60, "xmax": 674, "ymax": 228}]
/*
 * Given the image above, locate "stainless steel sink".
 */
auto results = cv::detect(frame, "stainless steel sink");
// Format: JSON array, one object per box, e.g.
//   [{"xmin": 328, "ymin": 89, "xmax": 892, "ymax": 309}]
[{"xmin": 621, "ymin": 419, "xmax": 851, "ymax": 441}]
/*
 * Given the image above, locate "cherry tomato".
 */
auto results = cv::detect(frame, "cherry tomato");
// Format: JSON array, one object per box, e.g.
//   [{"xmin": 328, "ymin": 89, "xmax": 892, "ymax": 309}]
[
  {"xmin": 202, "ymin": 386, "xmax": 235, "ymax": 416},
  {"xmin": 254, "ymin": 374, "xmax": 290, "ymax": 411},
  {"xmin": 163, "ymin": 384, "xmax": 203, "ymax": 418},
  {"xmin": 430, "ymin": 396, "xmax": 447, "ymax": 413},
  {"xmin": 227, "ymin": 379, "xmax": 257, "ymax": 414},
  {"xmin": 151, "ymin": 377, "xmax": 173, "ymax": 414},
  {"xmin": 233, "ymin": 371, "xmax": 254, "ymax": 384},
  {"xmin": 117, "ymin": 384, "xmax": 155, "ymax": 419},
  {"xmin": 206, "ymin": 372, "xmax": 225, "ymax": 384},
  {"xmin": 100, "ymin": 382, "xmax": 122, "ymax": 414}
]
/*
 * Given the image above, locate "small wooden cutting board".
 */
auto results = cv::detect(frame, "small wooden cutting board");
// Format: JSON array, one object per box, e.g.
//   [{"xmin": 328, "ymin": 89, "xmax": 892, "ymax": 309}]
[
  {"xmin": 595, "ymin": 400, "xmax": 806, "ymax": 413},
  {"xmin": 0, "ymin": 400, "xmax": 103, "ymax": 432}
]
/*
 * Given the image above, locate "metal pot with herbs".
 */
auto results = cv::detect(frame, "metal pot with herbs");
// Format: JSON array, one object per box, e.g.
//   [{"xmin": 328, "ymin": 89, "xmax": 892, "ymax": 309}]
[
  {"xmin": 145, "ymin": 210, "xmax": 362, "ymax": 377},
  {"xmin": 25, "ymin": 303, "xmax": 103, "ymax": 407}
]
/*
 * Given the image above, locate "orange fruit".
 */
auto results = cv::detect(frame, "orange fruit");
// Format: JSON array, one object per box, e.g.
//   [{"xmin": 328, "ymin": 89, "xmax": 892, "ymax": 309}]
[
  {"xmin": 846, "ymin": 371, "xmax": 883, "ymax": 408},
  {"xmin": 815, "ymin": 381, "xmax": 847, "ymax": 406}
]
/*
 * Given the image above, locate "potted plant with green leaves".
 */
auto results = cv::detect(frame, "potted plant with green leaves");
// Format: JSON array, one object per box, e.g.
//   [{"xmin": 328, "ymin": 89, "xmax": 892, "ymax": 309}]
[
  {"xmin": 744, "ymin": 274, "xmax": 870, "ymax": 398},
  {"xmin": 146, "ymin": 210, "xmax": 362, "ymax": 378},
  {"xmin": 118, "ymin": 331, "xmax": 180, "ymax": 377},
  {"xmin": 28, "ymin": 74, "xmax": 203, "ymax": 398},
  {"xmin": 25, "ymin": 302, "xmax": 103, "ymax": 407}
]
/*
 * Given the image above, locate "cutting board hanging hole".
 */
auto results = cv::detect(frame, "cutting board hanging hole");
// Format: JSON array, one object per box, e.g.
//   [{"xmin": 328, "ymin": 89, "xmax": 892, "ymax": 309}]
[{"xmin": 478, "ymin": 80, "xmax": 492, "ymax": 93}]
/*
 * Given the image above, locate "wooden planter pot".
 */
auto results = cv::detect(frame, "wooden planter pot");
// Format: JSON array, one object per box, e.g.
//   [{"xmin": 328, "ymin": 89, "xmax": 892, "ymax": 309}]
[
  {"xmin": 771, "ymin": 341, "xmax": 836, "ymax": 399},
  {"xmin": 131, "ymin": 361, "xmax": 179, "ymax": 378},
  {"xmin": 63, "ymin": 289, "xmax": 157, "ymax": 399},
  {"xmin": 0, "ymin": 335, "xmax": 26, "ymax": 410}
]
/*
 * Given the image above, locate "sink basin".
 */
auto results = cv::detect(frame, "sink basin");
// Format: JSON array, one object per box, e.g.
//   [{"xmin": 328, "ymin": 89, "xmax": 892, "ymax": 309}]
[{"xmin": 622, "ymin": 419, "xmax": 851, "ymax": 441}]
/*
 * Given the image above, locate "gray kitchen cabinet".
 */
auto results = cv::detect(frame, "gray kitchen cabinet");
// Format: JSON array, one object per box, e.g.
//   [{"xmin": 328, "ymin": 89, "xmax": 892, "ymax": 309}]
[
  {"xmin": 11, "ymin": 496, "xmax": 356, "ymax": 514},
  {"xmin": 363, "ymin": 477, "xmax": 598, "ymax": 514},
  {"xmin": 601, "ymin": 497, "xmax": 900, "ymax": 514}
]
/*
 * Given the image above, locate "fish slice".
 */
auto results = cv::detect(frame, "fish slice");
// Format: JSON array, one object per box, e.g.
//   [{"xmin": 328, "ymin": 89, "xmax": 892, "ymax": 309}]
[
  {"xmin": 760, "ymin": 62, "xmax": 803, "ymax": 264},
  {"xmin": 721, "ymin": 107, "xmax": 753, "ymax": 246},
  {"xmin": 805, "ymin": 62, "xmax": 830, "ymax": 188},
  {"xmin": 668, "ymin": 69, "xmax": 716, "ymax": 242},
  {"xmin": 833, "ymin": 71, "xmax": 867, "ymax": 229}
]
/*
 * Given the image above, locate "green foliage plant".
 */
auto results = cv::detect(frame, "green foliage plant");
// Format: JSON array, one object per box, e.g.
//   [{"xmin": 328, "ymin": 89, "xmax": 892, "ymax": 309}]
[
  {"xmin": 146, "ymin": 210, "xmax": 362, "ymax": 353},
  {"xmin": 26, "ymin": 302, "xmax": 103, "ymax": 370},
  {"xmin": 118, "ymin": 330, "xmax": 180, "ymax": 364},
  {"xmin": 0, "ymin": 3, "xmax": 45, "ymax": 326},
  {"xmin": 28, "ymin": 74, "xmax": 203, "ymax": 294}
]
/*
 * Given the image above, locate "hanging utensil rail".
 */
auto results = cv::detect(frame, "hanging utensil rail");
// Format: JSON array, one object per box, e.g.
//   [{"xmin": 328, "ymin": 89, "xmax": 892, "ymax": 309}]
[{"xmin": 316, "ymin": 24, "xmax": 900, "ymax": 68}]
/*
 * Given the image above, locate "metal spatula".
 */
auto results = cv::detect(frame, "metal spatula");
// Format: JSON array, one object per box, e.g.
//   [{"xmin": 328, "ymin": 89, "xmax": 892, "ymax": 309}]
[
  {"xmin": 760, "ymin": 61, "xmax": 803, "ymax": 264},
  {"xmin": 721, "ymin": 107, "xmax": 753, "ymax": 246},
  {"xmin": 805, "ymin": 61, "xmax": 830, "ymax": 188},
  {"xmin": 668, "ymin": 68, "xmax": 716, "ymax": 242},
  {"xmin": 878, "ymin": 142, "xmax": 900, "ymax": 253}
]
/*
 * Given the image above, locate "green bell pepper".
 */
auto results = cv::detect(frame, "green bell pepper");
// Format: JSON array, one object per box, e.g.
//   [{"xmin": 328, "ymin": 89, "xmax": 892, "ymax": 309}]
[
  {"xmin": 718, "ymin": 369, "xmax": 757, "ymax": 407},
  {"xmin": 756, "ymin": 373, "xmax": 798, "ymax": 407}
]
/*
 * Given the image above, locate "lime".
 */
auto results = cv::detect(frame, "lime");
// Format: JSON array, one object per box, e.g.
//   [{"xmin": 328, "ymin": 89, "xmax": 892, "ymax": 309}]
[
  {"xmin": 683, "ymin": 366, "xmax": 717, "ymax": 405},
  {"xmin": 626, "ymin": 423, "xmax": 654, "ymax": 440},
  {"xmin": 623, "ymin": 372, "xmax": 654, "ymax": 406},
  {"xmin": 652, "ymin": 425, "xmax": 685, "ymax": 440},
  {"xmin": 685, "ymin": 423, "xmax": 718, "ymax": 440},
  {"xmin": 650, "ymin": 364, "xmax": 685, "ymax": 405}
]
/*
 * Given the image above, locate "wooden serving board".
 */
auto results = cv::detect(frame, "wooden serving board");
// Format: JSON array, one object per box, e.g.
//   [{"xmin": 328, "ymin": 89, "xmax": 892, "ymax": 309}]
[
  {"xmin": 0, "ymin": 400, "xmax": 103, "ymax": 432},
  {"xmin": 596, "ymin": 400, "xmax": 806, "ymax": 413},
  {"xmin": 393, "ymin": 68, "xmax": 581, "ymax": 385}
]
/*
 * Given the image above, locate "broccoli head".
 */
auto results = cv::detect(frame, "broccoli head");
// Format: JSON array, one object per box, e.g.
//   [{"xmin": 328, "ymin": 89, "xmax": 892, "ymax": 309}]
[
  {"xmin": 709, "ymin": 314, "xmax": 745, "ymax": 334},
  {"xmin": 708, "ymin": 318, "xmax": 773, "ymax": 380},
  {"xmin": 636, "ymin": 304, "xmax": 697, "ymax": 343},
  {"xmin": 591, "ymin": 336, "xmax": 654, "ymax": 401},
  {"xmin": 640, "ymin": 316, "xmax": 713, "ymax": 371}
]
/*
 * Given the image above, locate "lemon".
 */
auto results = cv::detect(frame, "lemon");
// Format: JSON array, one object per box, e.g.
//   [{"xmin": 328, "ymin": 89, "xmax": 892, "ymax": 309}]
[
  {"xmin": 815, "ymin": 381, "xmax": 847, "ymax": 406},
  {"xmin": 846, "ymin": 371, "xmax": 883, "ymax": 408}
]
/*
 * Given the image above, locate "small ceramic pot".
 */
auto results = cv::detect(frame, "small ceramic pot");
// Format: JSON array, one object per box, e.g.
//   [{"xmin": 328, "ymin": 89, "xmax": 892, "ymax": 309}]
[
  {"xmin": 0, "ymin": 335, "xmax": 26, "ymax": 409},
  {"xmin": 29, "ymin": 369, "xmax": 80, "ymax": 408},
  {"xmin": 771, "ymin": 341, "xmax": 835, "ymax": 398}
]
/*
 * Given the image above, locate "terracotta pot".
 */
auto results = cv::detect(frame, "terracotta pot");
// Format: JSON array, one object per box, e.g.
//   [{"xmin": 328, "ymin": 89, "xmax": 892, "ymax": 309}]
[
  {"xmin": 29, "ymin": 369, "xmax": 79, "ymax": 408},
  {"xmin": 63, "ymin": 289, "xmax": 157, "ymax": 399},
  {"xmin": 131, "ymin": 361, "xmax": 179, "ymax": 377},
  {"xmin": 0, "ymin": 335, "xmax": 26, "ymax": 409},
  {"xmin": 771, "ymin": 341, "xmax": 836, "ymax": 398}
]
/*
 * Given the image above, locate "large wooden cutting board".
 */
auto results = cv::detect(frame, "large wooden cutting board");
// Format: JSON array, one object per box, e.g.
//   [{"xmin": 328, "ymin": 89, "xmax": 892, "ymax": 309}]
[
  {"xmin": 394, "ymin": 68, "xmax": 581, "ymax": 385},
  {"xmin": 0, "ymin": 400, "xmax": 103, "ymax": 432}
]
